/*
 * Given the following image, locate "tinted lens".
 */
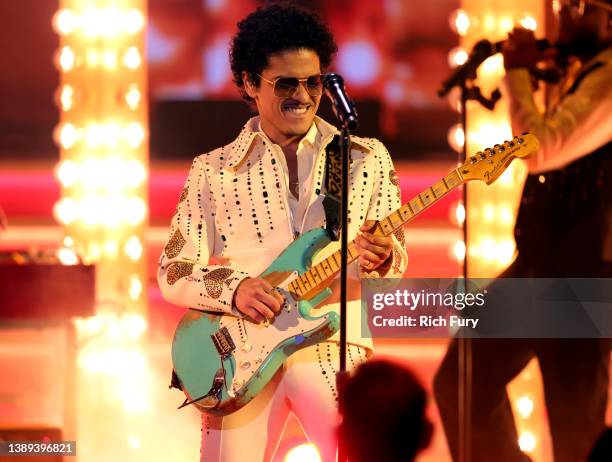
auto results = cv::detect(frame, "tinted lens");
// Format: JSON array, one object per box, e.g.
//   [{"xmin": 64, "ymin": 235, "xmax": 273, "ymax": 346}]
[
  {"xmin": 273, "ymin": 77, "xmax": 300, "ymax": 97},
  {"xmin": 306, "ymin": 75, "xmax": 323, "ymax": 96}
]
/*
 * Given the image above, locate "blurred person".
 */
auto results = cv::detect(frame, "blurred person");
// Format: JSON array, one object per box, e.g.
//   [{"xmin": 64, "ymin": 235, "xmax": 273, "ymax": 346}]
[
  {"xmin": 434, "ymin": 1, "xmax": 612, "ymax": 461},
  {"xmin": 338, "ymin": 359, "xmax": 432, "ymax": 462},
  {"xmin": 157, "ymin": 4, "xmax": 407, "ymax": 461}
]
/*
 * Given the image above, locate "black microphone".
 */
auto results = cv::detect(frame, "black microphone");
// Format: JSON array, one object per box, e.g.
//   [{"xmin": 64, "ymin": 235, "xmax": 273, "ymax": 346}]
[
  {"xmin": 323, "ymin": 73, "xmax": 359, "ymax": 131},
  {"xmin": 438, "ymin": 38, "xmax": 551, "ymax": 97}
]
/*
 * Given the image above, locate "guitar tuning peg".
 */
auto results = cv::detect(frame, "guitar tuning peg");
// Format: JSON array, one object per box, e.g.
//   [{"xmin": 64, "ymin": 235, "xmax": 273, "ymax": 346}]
[{"xmin": 470, "ymin": 156, "xmax": 477, "ymax": 164}]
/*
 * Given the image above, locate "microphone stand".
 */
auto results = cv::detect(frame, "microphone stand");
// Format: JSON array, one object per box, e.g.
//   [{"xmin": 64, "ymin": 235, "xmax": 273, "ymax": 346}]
[
  {"xmin": 336, "ymin": 117, "xmax": 352, "ymax": 462},
  {"xmin": 437, "ymin": 45, "xmax": 503, "ymax": 462},
  {"xmin": 323, "ymin": 74, "xmax": 357, "ymax": 462}
]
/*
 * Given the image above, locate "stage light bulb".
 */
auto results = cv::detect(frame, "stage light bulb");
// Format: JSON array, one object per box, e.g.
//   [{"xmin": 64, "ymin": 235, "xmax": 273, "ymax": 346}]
[
  {"xmin": 448, "ymin": 47, "xmax": 468, "ymax": 68},
  {"xmin": 453, "ymin": 240, "xmax": 466, "ymax": 261},
  {"xmin": 125, "ymin": 236, "xmax": 143, "ymax": 260},
  {"xmin": 124, "ymin": 122, "xmax": 145, "ymax": 148},
  {"xmin": 124, "ymin": 9, "xmax": 145, "ymax": 34},
  {"xmin": 481, "ymin": 55, "xmax": 503, "ymax": 76},
  {"xmin": 56, "ymin": 159, "xmax": 79, "ymax": 187},
  {"xmin": 517, "ymin": 396, "xmax": 534, "ymax": 418},
  {"xmin": 123, "ymin": 47, "xmax": 142, "ymax": 69},
  {"xmin": 98, "ymin": 7, "xmax": 122, "ymax": 37},
  {"xmin": 455, "ymin": 203, "xmax": 466, "ymax": 225},
  {"xmin": 128, "ymin": 275, "xmax": 143, "ymax": 301},
  {"xmin": 58, "ymin": 46, "xmax": 76, "ymax": 71},
  {"xmin": 57, "ymin": 247, "xmax": 79, "ymax": 265},
  {"xmin": 127, "ymin": 435, "xmax": 141, "ymax": 449},
  {"xmin": 482, "ymin": 203, "xmax": 495, "ymax": 223},
  {"xmin": 496, "ymin": 240, "xmax": 516, "ymax": 265},
  {"xmin": 54, "ymin": 198, "xmax": 78, "ymax": 225},
  {"xmin": 449, "ymin": 9, "xmax": 470, "ymax": 36},
  {"xmin": 518, "ymin": 432, "xmax": 536, "ymax": 452},
  {"xmin": 85, "ymin": 124, "xmax": 104, "ymax": 147},
  {"xmin": 103, "ymin": 122, "xmax": 122, "ymax": 147},
  {"xmin": 499, "ymin": 16, "xmax": 514, "ymax": 34},
  {"xmin": 121, "ymin": 312, "xmax": 147, "ymax": 338},
  {"xmin": 481, "ymin": 238, "xmax": 496, "ymax": 262},
  {"xmin": 284, "ymin": 443, "xmax": 321, "ymax": 462},
  {"xmin": 59, "ymin": 84, "xmax": 75, "ymax": 111},
  {"xmin": 124, "ymin": 160, "xmax": 147, "ymax": 188},
  {"xmin": 124, "ymin": 198, "xmax": 147, "ymax": 225},
  {"xmin": 81, "ymin": 8, "xmax": 100, "ymax": 38},
  {"xmin": 56, "ymin": 123, "xmax": 78, "ymax": 149},
  {"xmin": 499, "ymin": 206, "xmax": 514, "ymax": 226},
  {"xmin": 447, "ymin": 124, "xmax": 465, "ymax": 152},
  {"xmin": 53, "ymin": 9, "xmax": 78, "ymax": 35},
  {"xmin": 520, "ymin": 15, "xmax": 537, "ymax": 31},
  {"xmin": 63, "ymin": 236, "xmax": 74, "ymax": 247},
  {"xmin": 102, "ymin": 50, "xmax": 118, "ymax": 70},
  {"xmin": 124, "ymin": 85, "xmax": 141, "ymax": 110}
]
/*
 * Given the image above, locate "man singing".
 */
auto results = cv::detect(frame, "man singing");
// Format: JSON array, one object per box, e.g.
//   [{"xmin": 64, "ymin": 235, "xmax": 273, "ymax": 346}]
[{"xmin": 157, "ymin": 4, "xmax": 407, "ymax": 461}]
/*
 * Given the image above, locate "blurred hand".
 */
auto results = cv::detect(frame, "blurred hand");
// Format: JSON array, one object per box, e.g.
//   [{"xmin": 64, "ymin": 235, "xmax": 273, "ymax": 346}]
[
  {"xmin": 355, "ymin": 220, "xmax": 393, "ymax": 271},
  {"xmin": 502, "ymin": 27, "xmax": 546, "ymax": 70},
  {"xmin": 233, "ymin": 277, "xmax": 284, "ymax": 323}
]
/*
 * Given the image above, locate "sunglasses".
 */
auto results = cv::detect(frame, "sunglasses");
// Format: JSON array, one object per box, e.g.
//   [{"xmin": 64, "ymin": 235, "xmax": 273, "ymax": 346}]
[{"xmin": 257, "ymin": 74, "xmax": 324, "ymax": 98}]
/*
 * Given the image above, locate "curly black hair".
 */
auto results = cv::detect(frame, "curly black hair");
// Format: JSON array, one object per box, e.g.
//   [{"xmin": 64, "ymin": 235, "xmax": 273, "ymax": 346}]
[{"xmin": 230, "ymin": 3, "xmax": 337, "ymax": 102}]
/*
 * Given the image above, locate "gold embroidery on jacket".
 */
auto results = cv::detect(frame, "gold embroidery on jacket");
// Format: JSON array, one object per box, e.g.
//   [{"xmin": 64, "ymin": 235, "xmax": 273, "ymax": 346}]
[
  {"xmin": 203, "ymin": 268, "xmax": 235, "ymax": 299},
  {"xmin": 167, "ymin": 261, "xmax": 194, "ymax": 285},
  {"xmin": 165, "ymin": 229, "xmax": 186, "ymax": 258}
]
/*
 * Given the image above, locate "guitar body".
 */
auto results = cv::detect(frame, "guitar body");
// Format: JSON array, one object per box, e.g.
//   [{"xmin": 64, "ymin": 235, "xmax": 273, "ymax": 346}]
[{"xmin": 171, "ymin": 228, "xmax": 339, "ymax": 415}]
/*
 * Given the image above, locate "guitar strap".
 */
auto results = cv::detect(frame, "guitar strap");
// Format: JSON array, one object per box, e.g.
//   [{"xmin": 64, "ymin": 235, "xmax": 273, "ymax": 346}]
[{"xmin": 322, "ymin": 134, "xmax": 349, "ymax": 241}]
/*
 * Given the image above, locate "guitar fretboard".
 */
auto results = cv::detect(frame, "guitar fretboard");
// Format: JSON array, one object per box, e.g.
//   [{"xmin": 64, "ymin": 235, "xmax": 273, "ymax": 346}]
[{"xmin": 288, "ymin": 168, "xmax": 464, "ymax": 299}]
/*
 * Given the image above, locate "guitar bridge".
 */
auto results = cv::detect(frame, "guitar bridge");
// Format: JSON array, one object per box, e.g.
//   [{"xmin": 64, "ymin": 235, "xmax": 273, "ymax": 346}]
[{"xmin": 211, "ymin": 326, "xmax": 236, "ymax": 357}]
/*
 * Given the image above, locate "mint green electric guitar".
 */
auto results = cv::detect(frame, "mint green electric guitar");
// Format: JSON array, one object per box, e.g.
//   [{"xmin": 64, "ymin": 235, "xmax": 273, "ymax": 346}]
[{"xmin": 171, "ymin": 134, "xmax": 539, "ymax": 415}]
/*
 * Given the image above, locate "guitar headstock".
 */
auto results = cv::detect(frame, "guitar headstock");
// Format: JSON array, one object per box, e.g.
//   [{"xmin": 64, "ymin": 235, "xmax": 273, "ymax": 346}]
[{"xmin": 459, "ymin": 133, "xmax": 539, "ymax": 185}]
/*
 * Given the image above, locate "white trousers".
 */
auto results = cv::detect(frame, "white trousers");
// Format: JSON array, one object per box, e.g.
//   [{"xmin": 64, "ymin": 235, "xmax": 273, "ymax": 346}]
[{"xmin": 200, "ymin": 342, "xmax": 367, "ymax": 462}]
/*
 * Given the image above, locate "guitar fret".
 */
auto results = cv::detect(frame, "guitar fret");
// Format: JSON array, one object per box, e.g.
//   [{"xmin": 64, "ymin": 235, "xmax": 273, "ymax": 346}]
[
  {"xmin": 304, "ymin": 271, "xmax": 316, "ymax": 288},
  {"xmin": 313, "ymin": 264, "xmax": 325, "ymax": 282},
  {"xmin": 320, "ymin": 260, "xmax": 332, "ymax": 277},
  {"xmin": 328, "ymin": 255, "xmax": 340, "ymax": 272},
  {"xmin": 410, "ymin": 198, "xmax": 423, "ymax": 214},
  {"xmin": 432, "ymin": 180, "xmax": 447, "ymax": 198},
  {"xmin": 295, "ymin": 277, "xmax": 307, "ymax": 294}
]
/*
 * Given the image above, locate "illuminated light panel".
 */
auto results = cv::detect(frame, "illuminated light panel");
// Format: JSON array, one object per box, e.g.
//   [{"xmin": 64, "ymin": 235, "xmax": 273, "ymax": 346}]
[
  {"xmin": 102, "ymin": 50, "xmax": 119, "ymax": 70},
  {"xmin": 124, "ymin": 198, "xmax": 147, "ymax": 225},
  {"xmin": 496, "ymin": 240, "xmax": 516, "ymax": 265},
  {"xmin": 284, "ymin": 443, "xmax": 321, "ymax": 462},
  {"xmin": 482, "ymin": 203, "xmax": 496, "ymax": 223}
]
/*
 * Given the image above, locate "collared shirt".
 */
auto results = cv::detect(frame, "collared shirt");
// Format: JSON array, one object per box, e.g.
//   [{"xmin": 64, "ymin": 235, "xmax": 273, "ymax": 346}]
[
  {"xmin": 503, "ymin": 46, "xmax": 612, "ymax": 173},
  {"xmin": 157, "ymin": 116, "xmax": 408, "ymax": 348},
  {"xmin": 256, "ymin": 120, "xmax": 319, "ymax": 235}
]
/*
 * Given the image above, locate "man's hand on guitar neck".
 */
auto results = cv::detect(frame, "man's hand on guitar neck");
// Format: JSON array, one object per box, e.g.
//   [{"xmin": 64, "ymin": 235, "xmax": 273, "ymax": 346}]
[
  {"xmin": 355, "ymin": 220, "xmax": 393, "ymax": 274},
  {"xmin": 233, "ymin": 277, "xmax": 285, "ymax": 323}
]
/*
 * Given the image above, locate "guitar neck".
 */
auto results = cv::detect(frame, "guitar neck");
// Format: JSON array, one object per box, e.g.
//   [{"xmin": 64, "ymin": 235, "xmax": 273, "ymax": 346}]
[{"xmin": 289, "ymin": 167, "xmax": 465, "ymax": 299}]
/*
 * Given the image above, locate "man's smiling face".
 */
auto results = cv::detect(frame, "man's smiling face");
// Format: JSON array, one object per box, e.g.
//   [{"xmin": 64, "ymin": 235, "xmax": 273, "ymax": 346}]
[{"xmin": 244, "ymin": 48, "xmax": 322, "ymax": 145}]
